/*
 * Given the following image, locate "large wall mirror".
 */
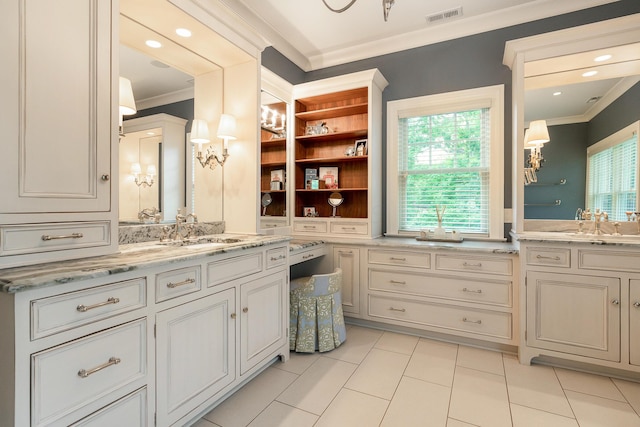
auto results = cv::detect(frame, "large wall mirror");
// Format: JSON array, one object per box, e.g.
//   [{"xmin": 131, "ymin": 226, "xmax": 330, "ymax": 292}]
[
  {"xmin": 118, "ymin": 0, "xmax": 252, "ymax": 224},
  {"xmin": 504, "ymin": 15, "xmax": 640, "ymax": 232}
]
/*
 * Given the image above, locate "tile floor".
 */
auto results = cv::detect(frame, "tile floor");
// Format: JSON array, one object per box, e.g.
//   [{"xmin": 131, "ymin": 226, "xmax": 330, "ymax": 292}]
[{"xmin": 193, "ymin": 325, "xmax": 640, "ymax": 427}]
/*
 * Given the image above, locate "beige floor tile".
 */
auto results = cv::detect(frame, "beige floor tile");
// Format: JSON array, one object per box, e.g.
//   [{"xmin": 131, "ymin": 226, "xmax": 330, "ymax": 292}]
[
  {"xmin": 190, "ymin": 419, "xmax": 220, "ymax": 427},
  {"xmin": 405, "ymin": 338, "xmax": 458, "ymax": 387},
  {"xmin": 380, "ymin": 376, "xmax": 451, "ymax": 427},
  {"xmin": 322, "ymin": 325, "xmax": 383, "ymax": 364},
  {"xmin": 314, "ymin": 388, "xmax": 389, "ymax": 427},
  {"xmin": 447, "ymin": 418, "xmax": 478, "ymax": 426},
  {"xmin": 510, "ymin": 403, "xmax": 578, "ymax": 427},
  {"xmin": 565, "ymin": 389, "xmax": 640, "ymax": 427},
  {"xmin": 246, "ymin": 402, "xmax": 318, "ymax": 427},
  {"xmin": 555, "ymin": 368, "xmax": 625, "ymax": 402},
  {"xmin": 203, "ymin": 367, "xmax": 298, "ymax": 427},
  {"xmin": 449, "ymin": 366, "xmax": 511, "ymax": 427},
  {"xmin": 375, "ymin": 331, "xmax": 419, "ymax": 355},
  {"xmin": 613, "ymin": 378, "xmax": 640, "ymax": 415},
  {"xmin": 345, "ymin": 348, "xmax": 410, "ymax": 399},
  {"xmin": 503, "ymin": 355, "xmax": 573, "ymax": 417},
  {"xmin": 276, "ymin": 356, "xmax": 358, "ymax": 415},
  {"xmin": 456, "ymin": 345, "xmax": 504, "ymax": 376},
  {"xmin": 274, "ymin": 351, "xmax": 320, "ymax": 375}
]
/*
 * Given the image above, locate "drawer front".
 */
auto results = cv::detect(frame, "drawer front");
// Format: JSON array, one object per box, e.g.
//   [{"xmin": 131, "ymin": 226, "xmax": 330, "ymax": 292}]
[
  {"xmin": 290, "ymin": 246, "xmax": 327, "ymax": 265},
  {"xmin": 435, "ymin": 254, "xmax": 512, "ymax": 276},
  {"xmin": 266, "ymin": 246, "xmax": 288, "ymax": 269},
  {"xmin": 368, "ymin": 294, "xmax": 511, "ymax": 340},
  {"xmin": 32, "ymin": 319, "xmax": 147, "ymax": 426},
  {"xmin": 368, "ymin": 249, "xmax": 430, "ymax": 269},
  {"xmin": 369, "ymin": 269, "xmax": 511, "ymax": 307},
  {"xmin": 579, "ymin": 250, "xmax": 640, "ymax": 273},
  {"xmin": 330, "ymin": 221, "xmax": 368, "ymax": 235},
  {"xmin": 526, "ymin": 247, "xmax": 571, "ymax": 268},
  {"xmin": 293, "ymin": 220, "xmax": 328, "ymax": 234},
  {"xmin": 0, "ymin": 221, "xmax": 111, "ymax": 256},
  {"xmin": 31, "ymin": 278, "xmax": 146, "ymax": 340},
  {"xmin": 208, "ymin": 252, "xmax": 263, "ymax": 287},
  {"xmin": 155, "ymin": 266, "xmax": 201, "ymax": 303},
  {"xmin": 260, "ymin": 218, "xmax": 287, "ymax": 229},
  {"xmin": 71, "ymin": 387, "xmax": 147, "ymax": 426}
]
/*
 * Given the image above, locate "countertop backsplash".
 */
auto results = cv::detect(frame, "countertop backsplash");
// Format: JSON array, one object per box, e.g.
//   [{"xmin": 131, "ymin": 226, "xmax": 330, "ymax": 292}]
[{"xmin": 119, "ymin": 221, "xmax": 225, "ymax": 245}]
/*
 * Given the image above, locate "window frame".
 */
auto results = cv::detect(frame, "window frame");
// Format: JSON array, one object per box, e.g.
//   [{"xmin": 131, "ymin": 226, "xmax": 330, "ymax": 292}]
[
  {"xmin": 386, "ymin": 85, "xmax": 505, "ymax": 239},
  {"xmin": 585, "ymin": 120, "xmax": 639, "ymax": 220}
]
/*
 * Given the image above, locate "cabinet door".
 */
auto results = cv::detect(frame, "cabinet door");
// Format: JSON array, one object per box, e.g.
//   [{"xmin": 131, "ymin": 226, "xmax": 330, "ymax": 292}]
[
  {"xmin": 334, "ymin": 246, "xmax": 360, "ymax": 315},
  {"xmin": 240, "ymin": 271, "xmax": 286, "ymax": 375},
  {"xmin": 526, "ymin": 271, "xmax": 620, "ymax": 361},
  {"xmin": 0, "ymin": 0, "xmax": 113, "ymax": 213},
  {"xmin": 631, "ymin": 280, "xmax": 640, "ymax": 366},
  {"xmin": 156, "ymin": 289, "xmax": 236, "ymax": 426}
]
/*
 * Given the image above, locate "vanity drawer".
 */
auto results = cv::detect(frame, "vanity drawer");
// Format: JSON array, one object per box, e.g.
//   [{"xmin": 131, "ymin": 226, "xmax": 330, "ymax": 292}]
[
  {"xmin": 290, "ymin": 246, "xmax": 327, "ymax": 265},
  {"xmin": 0, "ymin": 221, "xmax": 111, "ymax": 256},
  {"xmin": 155, "ymin": 266, "xmax": 201, "ymax": 303},
  {"xmin": 368, "ymin": 249, "xmax": 430, "ymax": 269},
  {"xmin": 526, "ymin": 247, "xmax": 571, "ymax": 268},
  {"xmin": 208, "ymin": 252, "xmax": 263, "ymax": 287},
  {"xmin": 32, "ymin": 319, "xmax": 147, "ymax": 426},
  {"xmin": 266, "ymin": 246, "xmax": 288, "ymax": 269},
  {"xmin": 330, "ymin": 221, "xmax": 368, "ymax": 235},
  {"xmin": 435, "ymin": 254, "xmax": 512, "ymax": 276},
  {"xmin": 368, "ymin": 294, "xmax": 512, "ymax": 340},
  {"xmin": 369, "ymin": 269, "xmax": 511, "ymax": 307},
  {"xmin": 578, "ymin": 250, "xmax": 640, "ymax": 273},
  {"xmin": 71, "ymin": 387, "xmax": 147, "ymax": 426},
  {"xmin": 31, "ymin": 278, "xmax": 146, "ymax": 340},
  {"xmin": 293, "ymin": 220, "xmax": 327, "ymax": 234}
]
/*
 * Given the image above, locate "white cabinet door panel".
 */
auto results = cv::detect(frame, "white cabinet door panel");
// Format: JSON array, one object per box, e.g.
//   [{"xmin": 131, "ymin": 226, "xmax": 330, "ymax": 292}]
[{"xmin": 631, "ymin": 280, "xmax": 640, "ymax": 366}]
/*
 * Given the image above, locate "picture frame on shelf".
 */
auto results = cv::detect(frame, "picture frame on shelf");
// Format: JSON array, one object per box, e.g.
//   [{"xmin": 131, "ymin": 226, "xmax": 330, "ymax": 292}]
[
  {"xmin": 355, "ymin": 139, "xmax": 368, "ymax": 156},
  {"xmin": 319, "ymin": 166, "xmax": 339, "ymax": 189},
  {"xmin": 270, "ymin": 169, "xmax": 285, "ymax": 184},
  {"xmin": 303, "ymin": 206, "xmax": 316, "ymax": 217}
]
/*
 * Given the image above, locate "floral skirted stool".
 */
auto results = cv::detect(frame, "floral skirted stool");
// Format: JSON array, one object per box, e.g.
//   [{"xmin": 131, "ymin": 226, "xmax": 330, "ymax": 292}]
[{"xmin": 289, "ymin": 268, "xmax": 347, "ymax": 353}]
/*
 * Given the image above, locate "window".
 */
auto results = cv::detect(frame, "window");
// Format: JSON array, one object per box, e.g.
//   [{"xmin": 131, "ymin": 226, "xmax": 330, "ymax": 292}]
[
  {"xmin": 387, "ymin": 85, "xmax": 504, "ymax": 239},
  {"xmin": 586, "ymin": 121, "xmax": 639, "ymax": 221}
]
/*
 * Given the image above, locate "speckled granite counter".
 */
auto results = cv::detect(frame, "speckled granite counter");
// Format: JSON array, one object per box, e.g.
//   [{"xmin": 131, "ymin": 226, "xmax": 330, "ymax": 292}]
[
  {"xmin": 322, "ymin": 235, "xmax": 519, "ymax": 254},
  {"xmin": 513, "ymin": 231, "xmax": 640, "ymax": 247},
  {"xmin": 0, "ymin": 234, "xmax": 290, "ymax": 293}
]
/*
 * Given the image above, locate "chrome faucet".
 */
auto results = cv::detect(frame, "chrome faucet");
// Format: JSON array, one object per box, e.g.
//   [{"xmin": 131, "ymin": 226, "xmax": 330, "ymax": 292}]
[
  {"xmin": 138, "ymin": 207, "xmax": 160, "ymax": 223},
  {"xmin": 575, "ymin": 208, "xmax": 583, "ymax": 221}
]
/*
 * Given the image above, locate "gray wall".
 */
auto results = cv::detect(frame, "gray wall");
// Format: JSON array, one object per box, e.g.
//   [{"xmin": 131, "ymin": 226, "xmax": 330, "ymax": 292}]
[{"xmin": 262, "ymin": 1, "xmax": 640, "ymax": 236}]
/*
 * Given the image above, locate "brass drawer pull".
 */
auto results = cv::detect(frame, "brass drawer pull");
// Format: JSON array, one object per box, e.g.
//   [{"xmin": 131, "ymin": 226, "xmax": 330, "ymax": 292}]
[
  {"xmin": 389, "ymin": 307, "xmax": 406, "ymax": 312},
  {"xmin": 338, "ymin": 250, "xmax": 353, "ymax": 255},
  {"xmin": 390, "ymin": 257, "xmax": 406, "ymax": 261},
  {"xmin": 390, "ymin": 280, "xmax": 406, "ymax": 285},
  {"xmin": 303, "ymin": 225, "xmax": 316, "ymax": 229},
  {"xmin": 611, "ymin": 299, "xmax": 620, "ymax": 305},
  {"xmin": 634, "ymin": 302, "xmax": 640, "ymax": 308},
  {"xmin": 76, "ymin": 297, "xmax": 120, "ymax": 312},
  {"xmin": 302, "ymin": 254, "xmax": 316, "ymax": 260},
  {"xmin": 243, "ymin": 307, "xmax": 249, "ymax": 313},
  {"xmin": 230, "ymin": 313, "xmax": 237, "ymax": 319},
  {"xmin": 536, "ymin": 254, "xmax": 560, "ymax": 261},
  {"xmin": 462, "ymin": 262, "xmax": 482, "ymax": 268},
  {"xmin": 462, "ymin": 287, "xmax": 483, "ymax": 294},
  {"xmin": 270, "ymin": 255, "xmax": 286, "ymax": 261},
  {"xmin": 41, "ymin": 232, "xmax": 83, "ymax": 241},
  {"xmin": 462, "ymin": 317, "xmax": 482, "ymax": 325},
  {"xmin": 78, "ymin": 357, "xmax": 120, "ymax": 378},
  {"xmin": 167, "ymin": 278, "xmax": 196, "ymax": 288},
  {"xmin": 342, "ymin": 227, "xmax": 357, "ymax": 231}
]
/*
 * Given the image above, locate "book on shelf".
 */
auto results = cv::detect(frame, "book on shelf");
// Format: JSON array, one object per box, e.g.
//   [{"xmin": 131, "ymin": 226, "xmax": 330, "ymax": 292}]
[
  {"xmin": 319, "ymin": 166, "xmax": 338, "ymax": 189},
  {"xmin": 305, "ymin": 168, "xmax": 318, "ymax": 189}
]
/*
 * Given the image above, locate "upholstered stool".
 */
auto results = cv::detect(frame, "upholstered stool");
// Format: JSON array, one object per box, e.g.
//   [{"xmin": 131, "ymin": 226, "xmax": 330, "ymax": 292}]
[{"xmin": 289, "ymin": 268, "xmax": 347, "ymax": 353}]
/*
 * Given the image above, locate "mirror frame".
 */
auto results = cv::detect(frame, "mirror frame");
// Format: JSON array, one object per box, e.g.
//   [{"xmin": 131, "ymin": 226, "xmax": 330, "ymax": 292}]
[{"xmin": 503, "ymin": 13, "xmax": 640, "ymax": 233}]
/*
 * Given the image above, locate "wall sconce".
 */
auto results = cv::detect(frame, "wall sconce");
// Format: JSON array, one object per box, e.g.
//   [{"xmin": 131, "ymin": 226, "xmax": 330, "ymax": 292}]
[
  {"xmin": 524, "ymin": 119, "xmax": 550, "ymax": 185},
  {"xmin": 191, "ymin": 114, "xmax": 236, "ymax": 170},
  {"xmin": 119, "ymin": 77, "xmax": 137, "ymax": 138},
  {"xmin": 131, "ymin": 162, "xmax": 156, "ymax": 187}
]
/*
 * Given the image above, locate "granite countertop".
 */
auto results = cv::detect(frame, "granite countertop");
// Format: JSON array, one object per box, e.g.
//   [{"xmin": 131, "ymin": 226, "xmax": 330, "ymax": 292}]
[
  {"xmin": 0, "ymin": 234, "xmax": 290, "ymax": 294},
  {"xmin": 513, "ymin": 231, "xmax": 640, "ymax": 247}
]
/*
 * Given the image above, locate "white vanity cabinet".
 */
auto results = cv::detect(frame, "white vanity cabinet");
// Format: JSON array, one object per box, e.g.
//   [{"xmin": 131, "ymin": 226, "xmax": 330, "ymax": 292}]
[
  {"xmin": 0, "ymin": 241, "xmax": 290, "ymax": 426},
  {"xmin": 362, "ymin": 246, "xmax": 518, "ymax": 346},
  {"xmin": 0, "ymin": 0, "xmax": 117, "ymax": 268},
  {"xmin": 333, "ymin": 246, "xmax": 362, "ymax": 315},
  {"xmin": 520, "ymin": 240, "xmax": 640, "ymax": 374}
]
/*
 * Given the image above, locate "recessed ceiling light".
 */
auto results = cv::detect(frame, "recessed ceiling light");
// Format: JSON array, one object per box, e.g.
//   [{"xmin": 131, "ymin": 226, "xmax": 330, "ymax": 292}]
[
  {"xmin": 176, "ymin": 28, "xmax": 192, "ymax": 38},
  {"xmin": 146, "ymin": 131, "xmax": 156, "ymax": 136},
  {"xmin": 553, "ymin": 91, "xmax": 562, "ymax": 96},
  {"xmin": 582, "ymin": 70, "xmax": 598, "ymax": 77},
  {"xmin": 594, "ymin": 54, "xmax": 612, "ymax": 62},
  {"xmin": 145, "ymin": 40, "xmax": 162, "ymax": 48}
]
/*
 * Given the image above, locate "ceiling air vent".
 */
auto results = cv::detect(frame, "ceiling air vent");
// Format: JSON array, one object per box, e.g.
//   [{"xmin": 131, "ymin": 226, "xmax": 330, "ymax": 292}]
[{"xmin": 425, "ymin": 6, "xmax": 463, "ymax": 24}]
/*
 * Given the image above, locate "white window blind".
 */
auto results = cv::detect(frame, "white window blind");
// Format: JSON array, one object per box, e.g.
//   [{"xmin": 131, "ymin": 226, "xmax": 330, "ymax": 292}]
[
  {"xmin": 397, "ymin": 108, "xmax": 491, "ymax": 233},
  {"xmin": 587, "ymin": 134, "xmax": 637, "ymax": 221}
]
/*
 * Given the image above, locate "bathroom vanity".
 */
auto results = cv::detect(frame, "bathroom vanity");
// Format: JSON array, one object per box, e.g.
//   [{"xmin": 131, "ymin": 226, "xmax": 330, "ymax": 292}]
[{"xmin": 0, "ymin": 235, "xmax": 290, "ymax": 426}]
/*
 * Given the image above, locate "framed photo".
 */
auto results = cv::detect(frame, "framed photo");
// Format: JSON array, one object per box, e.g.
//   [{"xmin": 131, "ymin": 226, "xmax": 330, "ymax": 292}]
[
  {"xmin": 270, "ymin": 169, "xmax": 285, "ymax": 183},
  {"xmin": 303, "ymin": 206, "xmax": 316, "ymax": 217},
  {"xmin": 355, "ymin": 139, "xmax": 368, "ymax": 156},
  {"xmin": 319, "ymin": 166, "xmax": 338, "ymax": 189}
]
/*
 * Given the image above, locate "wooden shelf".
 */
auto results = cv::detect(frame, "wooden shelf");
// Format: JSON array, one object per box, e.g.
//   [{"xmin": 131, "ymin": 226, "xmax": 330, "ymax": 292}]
[
  {"xmin": 295, "ymin": 155, "xmax": 367, "ymax": 164},
  {"xmin": 261, "ymin": 161, "xmax": 286, "ymax": 167},
  {"xmin": 295, "ymin": 188, "xmax": 367, "ymax": 192},
  {"xmin": 261, "ymin": 189, "xmax": 286, "ymax": 193},
  {"xmin": 295, "ymin": 129, "xmax": 367, "ymax": 142},
  {"xmin": 261, "ymin": 137, "xmax": 286, "ymax": 145},
  {"xmin": 295, "ymin": 103, "xmax": 368, "ymax": 122}
]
